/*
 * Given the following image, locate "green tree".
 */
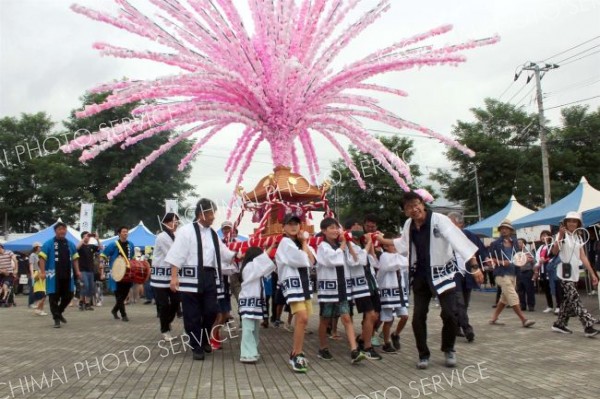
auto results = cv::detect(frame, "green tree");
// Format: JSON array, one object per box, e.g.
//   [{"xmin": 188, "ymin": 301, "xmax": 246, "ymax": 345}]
[
  {"xmin": 547, "ymin": 105, "xmax": 600, "ymax": 190},
  {"xmin": 329, "ymin": 135, "xmax": 435, "ymax": 234},
  {"xmin": 431, "ymin": 99, "xmax": 600, "ymax": 223},
  {"xmin": 0, "ymin": 112, "xmax": 61, "ymax": 231},
  {"xmin": 431, "ymin": 99, "xmax": 544, "ymax": 220},
  {"xmin": 0, "ymin": 93, "xmax": 195, "ymax": 235}
]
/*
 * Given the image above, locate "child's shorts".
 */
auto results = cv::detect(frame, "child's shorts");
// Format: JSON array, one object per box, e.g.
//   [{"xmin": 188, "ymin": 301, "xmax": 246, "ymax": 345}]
[
  {"xmin": 289, "ymin": 299, "xmax": 313, "ymax": 316},
  {"xmin": 319, "ymin": 301, "xmax": 350, "ymax": 318},
  {"xmin": 380, "ymin": 306, "xmax": 408, "ymax": 322},
  {"xmin": 33, "ymin": 291, "xmax": 46, "ymax": 301}
]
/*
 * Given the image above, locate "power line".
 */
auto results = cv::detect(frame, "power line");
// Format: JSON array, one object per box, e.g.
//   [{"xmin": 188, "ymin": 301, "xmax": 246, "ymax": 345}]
[
  {"xmin": 546, "ymin": 75, "xmax": 600, "ymax": 95},
  {"xmin": 537, "ymin": 35, "xmax": 600, "ymax": 63},
  {"xmin": 560, "ymin": 49, "xmax": 600, "ymax": 67},
  {"xmin": 555, "ymin": 43, "xmax": 600, "ymax": 64},
  {"xmin": 507, "ymin": 80, "xmax": 531, "ymax": 103},
  {"xmin": 545, "ymin": 95, "xmax": 600, "ymax": 110}
]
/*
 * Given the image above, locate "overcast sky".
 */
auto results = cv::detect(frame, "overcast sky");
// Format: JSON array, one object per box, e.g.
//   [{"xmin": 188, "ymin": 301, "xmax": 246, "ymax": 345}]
[{"xmin": 1, "ymin": 0, "xmax": 599, "ymax": 232}]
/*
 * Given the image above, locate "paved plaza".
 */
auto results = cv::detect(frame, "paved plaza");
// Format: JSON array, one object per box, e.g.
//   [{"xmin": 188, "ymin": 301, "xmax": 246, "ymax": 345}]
[{"xmin": 1, "ymin": 290, "xmax": 599, "ymax": 399}]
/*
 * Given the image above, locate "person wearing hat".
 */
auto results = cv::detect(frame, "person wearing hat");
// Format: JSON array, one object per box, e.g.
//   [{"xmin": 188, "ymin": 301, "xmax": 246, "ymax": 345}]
[
  {"xmin": 29, "ymin": 242, "xmax": 47, "ymax": 315},
  {"xmin": 153, "ymin": 212, "xmax": 181, "ymax": 342},
  {"xmin": 488, "ymin": 219, "xmax": 535, "ymax": 328},
  {"xmin": 275, "ymin": 213, "xmax": 316, "ymax": 373},
  {"xmin": 38, "ymin": 222, "xmax": 81, "ymax": 328},
  {"xmin": 550, "ymin": 211, "xmax": 599, "ymax": 337}
]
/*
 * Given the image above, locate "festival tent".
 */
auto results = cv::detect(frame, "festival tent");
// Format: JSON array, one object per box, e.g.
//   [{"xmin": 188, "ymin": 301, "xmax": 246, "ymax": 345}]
[
  {"xmin": 582, "ymin": 206, "xmax": 600, "ymax": 227},
  {"xmin": 512, "ymin": 177, "xmax": 600, "ymax": 229},
  {"xmin": 2, "ymin": 219, "xmax": 82, "ymax": 252},
  {"xmin": 102, "ymin": 221, "xmax": 157, "ymax": 248},
  {"xmin": 465, "ymin": 195, "xmax": 534, "ymax": 237}
]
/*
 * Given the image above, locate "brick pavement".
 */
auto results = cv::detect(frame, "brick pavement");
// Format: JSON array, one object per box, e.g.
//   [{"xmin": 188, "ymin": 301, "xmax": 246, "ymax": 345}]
[{"xmin": 1, "ymin": 291, "xmax": 599, "ymax": 399}]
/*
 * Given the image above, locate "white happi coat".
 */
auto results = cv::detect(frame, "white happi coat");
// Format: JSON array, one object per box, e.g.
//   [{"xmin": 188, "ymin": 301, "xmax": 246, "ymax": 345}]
[
  {"xmin": 239, "ymin": 253, "xmax": 276, "ymax": 319},
  {"xmin": 393, "ymin": 212, "xmax": 477, "ymax": 295},
  {"xmin": 374, "ymin": 252, "xmax": 409, "ymax": 308}
]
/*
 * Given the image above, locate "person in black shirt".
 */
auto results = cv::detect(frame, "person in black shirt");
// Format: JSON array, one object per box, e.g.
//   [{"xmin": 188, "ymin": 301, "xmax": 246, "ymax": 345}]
[{"xmin": 77, "ymin": 231, "xmax": 102, "ymax": 311}]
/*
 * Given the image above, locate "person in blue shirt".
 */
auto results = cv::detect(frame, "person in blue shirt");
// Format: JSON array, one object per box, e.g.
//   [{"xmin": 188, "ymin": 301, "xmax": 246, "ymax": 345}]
[
  {"xmin": 488, "ymin": 220, "xmax": 535, "ymax": 328},
  {"xmin": 38, "ymin": 222, "xmax": 81, "ymax": 328}
]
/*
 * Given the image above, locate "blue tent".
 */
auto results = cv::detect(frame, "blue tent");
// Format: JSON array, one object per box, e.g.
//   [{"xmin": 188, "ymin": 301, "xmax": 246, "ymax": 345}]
[
  {"xmin": 582, "ymin": 206, "xmax": 600, "ymax": 227},
  {"xmin": 2, "ymin": 219, "xmax": 81, "ymax": 252},
  {"xmin": 102, "ymin": 221, "xmax": 157, "ymax": 248},
  {"xmin": 465, "ymin": 195, "xmax": 534, "ymax": 237},
  {"xmin": 513, "ymin": 177, "xmax": 600, "ymax": 229}
]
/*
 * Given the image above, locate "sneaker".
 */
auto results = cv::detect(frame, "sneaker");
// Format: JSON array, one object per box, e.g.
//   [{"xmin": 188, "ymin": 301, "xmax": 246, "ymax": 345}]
[
  {"xmin": 162, "ymin": 332, "xmax": 175, "ymax": 342},
  {"xmin": 416, "ymin": 358, "xmax": 429, "ymax": 369},
  {"xmin": 53, "ymin": 320, "xmax": 61, "ymax": 329},
  {"xmin": 58, "ymin": 315, "xmax": 67, "ymax": 324},
  {"xmin": 240, "ymin": 357, "xmax": 258, "ymax": 364},
  {"xmin": 193, "ymin": 351, "xmax": 205, "ymax": 361},
  {"xmin": 552, "ymin": 324, "xmax": 573, "ymax": 334},
  {"xmin": 111, "ymin": 309, "xmax": 120, "ymax": 320},
  {"xmin": 465, "ymin": 331, "xmax": 475, "ymax": 343},
  {"xmin": 584, "ymin": 327, "xmax": 599, "ymax": 338},
  {"xmin": 289, "ymin": 354, "xmax": 308, "ymax": 373},
  {"xmin": 317, "ymin": 348, "xmax": 333, "ymax": 360},
  {"xmin": 542, "ymin": 307, "xmax": 553, "ymax": 313},
  {"xmin": 381, "ymin": 343, "xmax": 397, "ymax": 354},
  {"xmin": 96, "ymin": 301, "xmax": 103, "ymax": 307},
  {"xmin": 364, "ymin": 347, "xmax": 382, "ymax": 360},
  {"xmin": 85, "ymin": 305, "xmax": 94, "ymax": 311},
  {"xmin": 370, "ymin": 335, "xmax": 382, "ymax": 347},
  {"xmin": 284, "ymin": 323, "xmax": 294, "ymax": 332},
  {"xmin": 554, "ymin": 308, "xmax": 560, "ymax": 315},
  {"xmin": 350, "ymin": 349, "xmax": 366, "ymax": 364},
  {"xmin": 210, "ymin": 338, "xmax": 222, "ymax": 350},
  {"xmin": 121, "ymin": 316, "xmax": 130, "ymax": 322},
  {"xmin": 273, "ymin": 320, "xmax": 281, "ymax": 328},
  {"xmin": 445, "ymin": 351, "xmax": 457, "ymax": 368},
  {"xmin": 391, "ymin": 333, "xmax": 401, "ymax": 350},
  {"xmin": 522, "ymin": 319, "xmax": 535, "ymax": 328}
]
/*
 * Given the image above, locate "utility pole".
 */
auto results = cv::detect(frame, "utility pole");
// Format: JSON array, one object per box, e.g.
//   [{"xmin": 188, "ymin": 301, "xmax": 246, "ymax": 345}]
[
  {"xmin": 521, "ymin": 62, "xmax": 559, "ymax": 207},
  {"xmin": 470, "ymin": 166, "xmax": 482, "ymax": 221}
]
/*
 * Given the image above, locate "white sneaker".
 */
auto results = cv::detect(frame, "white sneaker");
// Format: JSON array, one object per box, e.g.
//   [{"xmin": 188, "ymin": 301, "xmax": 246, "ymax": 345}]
[
  {"xmin": 96, "ymin": 302, "xmax": 103, "ymax": 307},
  {"xmin": 543, "ymin": 307, "xmax": 553, "ymax": 313},
  {"xmin": 39, "ymin": 311, "xmax": 48, "ymax": 316},
  {"xmin": 162, "ymin": 332, "xmax": 176, "ymax": 342},
  {"xmin": 554, "ymin": 308, "xmax": 560, "ymax": 314}
]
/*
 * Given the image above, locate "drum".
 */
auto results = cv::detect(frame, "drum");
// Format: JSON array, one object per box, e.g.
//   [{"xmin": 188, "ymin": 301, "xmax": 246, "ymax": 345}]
[
  {"xmin": 512, "ymin": 252, "xmax": 528, "ymax": 267},
  {"xmin": 125, "ymin": 260, "xmax": 151, "ymax": 284},
  {"xmin": 111, "ymin": 257, "xmax": 128, "ymax": 282}
]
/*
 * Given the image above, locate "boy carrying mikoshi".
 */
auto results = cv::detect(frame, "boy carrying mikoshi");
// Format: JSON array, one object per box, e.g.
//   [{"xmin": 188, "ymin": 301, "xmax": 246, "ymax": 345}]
[
  {"xmin": 316, "ymin": 217, "xmax": 366, "ymax": 364},
  {"xmin": 376, "ymin": 238, "xmax": 409, "ymax": 353},
  {"xmin": 275, "ymin": 214, "xmax": 316, "ymax": 373}
]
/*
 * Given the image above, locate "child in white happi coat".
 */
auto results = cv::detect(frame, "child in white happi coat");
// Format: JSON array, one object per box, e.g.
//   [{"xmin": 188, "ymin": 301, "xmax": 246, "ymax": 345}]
[
  {"xmin": 239, "ymin": 246, "xmax": 276, "ymax": 363},
  {"xmin": 316, "ymin": 217, "xmax": 366, "ymax": 364},
  {"xmin": 275, "ymin": 214, "xmax": 316, "ymax": 373},
  {"xmin": 375, "ymin": 239, "xmax": 409, "ymax": 353}
]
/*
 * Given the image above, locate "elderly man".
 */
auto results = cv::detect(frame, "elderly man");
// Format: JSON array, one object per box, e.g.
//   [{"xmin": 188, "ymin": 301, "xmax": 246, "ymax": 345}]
[
  {"xmin": 38, "ymin": 222, "xmax": 81, "ymax": 328},
  {"xmin": 377, "ymin": 192, "xmax": 483, "ymax": 369},
  {"xmin": 488, "ymin": 219, "xmax": 535, "ymax": 328},
  {"xmin": 167, "ymin": 199, "xmax": 237, "ymax": 361}
]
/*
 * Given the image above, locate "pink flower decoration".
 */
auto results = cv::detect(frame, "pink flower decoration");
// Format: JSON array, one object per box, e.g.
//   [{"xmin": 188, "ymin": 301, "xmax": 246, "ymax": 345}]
[{"xmin": 65, "ymin": 1, "xmax": 498, "ymax": 199}]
